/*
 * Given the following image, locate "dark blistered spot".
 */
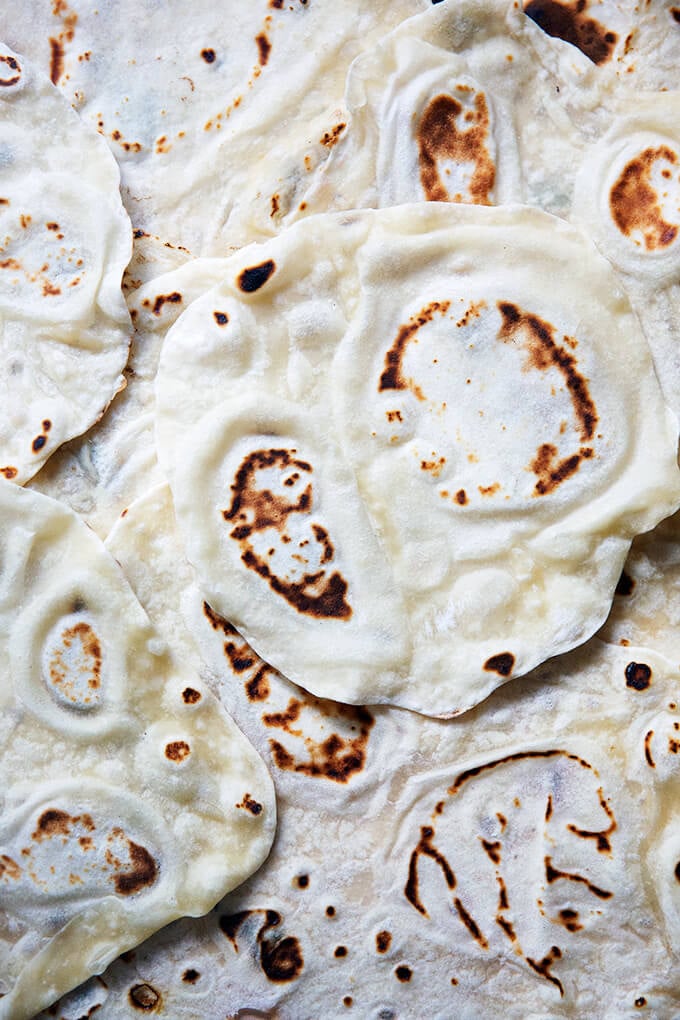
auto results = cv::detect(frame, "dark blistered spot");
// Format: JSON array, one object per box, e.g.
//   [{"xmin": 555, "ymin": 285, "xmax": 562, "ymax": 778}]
[
  {"xmin": 449, "ymin": 749, "xmax": 593, "ymax": 795},
  {"xmin": 133, "ymin": 228, "xmax": 147, "ymax": 239},
  {"xmin": 256, "ymin": 33, "xmax": 271, "ymax": 66},
  {"xmin": 405, "ymin": 825, "xmax": 456, "ymax": 917},
  {"xmin": 395, "ymin": 965, "xmax": 412, "ymax": 983},
  {"xmin": 418, "ymin": 92, "xmax": 495, "ymax": 204},
  {"xmin": 672, "ymin": 7, "xmax": 680, "ymax": 22},
  {"xmin": 236, "ymin": 793, "xmax": 263, "ymax": 815},
  {"xmin": 165, "ymin": 740, "xmax": 191, "ymax": 763},
  {"xmin": 480, "ymin": 838, "xmax": 502, "ymax": 864},
  {"xmin": 201, "ymin": 48, "xmax": 216, "ymax": 63},
  {"xmin": 223, "ymin": 448, "xmax": 352, "ymax": 621},
  {"xmin": 526, "ymin": 946, "xmax": 564, "ymax": 997},
  {"xmin": 213, "ymin": 310, "xmax": 229, "ymax": 326},
  {"xmin": 114, "ymin": 840, "xmax": 158, "ymax": 896},
  {"xmin": 644, "ymin": 730, "xmax": 655, "ymax": 767},
  {"xmin": 152, "ymin": 291, "xmax": 182, "ymax": 316},
  {"xmin": 237, "ymin": 259, "xmax": 276, "ymax": 292},
  {"xmin": 326, "ymin": 905, "xmax": 336, "ymax": 917},
  {"xmin": 220, "ymin": 910, "xmax": 304, "ymax": 983},
  {"xmin": 49, "ymin": 38, "xmax": 64, "ymax": 84},
  {"xmin": 343, "ymin": 997, "xmax": 353, "ymax": 1008},
  {"xmin": 625, "ymin": 661, "xmax": 652, "ymax": 691},
  {"xmin": 295, "ymin": 874, "xmax": 309, "ymax": 888},
  {"xmin": 557, "ymin": 908, "xmax": 583, "ymax": 932},
  {"xmin": 0, "ymin": 53, "xmax": 21, "ymax": 87},
  {"xmin": 270, "ymin": 0, "xmax": 284, "ymax": 7},
  {"xmin": 376, "ymin": 930, "xmax": 392, "ymax": 953},
  {"xmin": 42, "ymin": 419, "xmax": 52, "ymax": 431},
  {"xmin": 524, "ymin": 0, "xmax": 617, "ymax": 65},
  {"xmin": 320, "ymin": 123, "xmax": 346, "ymax": 148},
  {"xmin": 610, "ymin": 146, "xmax": 679, "ymax": 250},
  {"xmin": 334, "ymin": 945, "xmax": 348, "ymax": 958},
  {"xmin": 182, "ymin": 687, "xmax": 202, "ymax": 704},
  {"xmin": 483, "ymin": 652, "xmax": 514, "ymax": 677},
  {"xmin": 616, "ymin": 569, "xmax": 635, "ymax": 596},
  {"xmin": 32, "ymin": 435, "xmax": 47, "ymax": 453},
  {"xmin": 182, "ymin": 968, "xmax": 200, "ymax": 984},
  {"xmin": 379, "ymin": 300, "xmax": 450, "ymax": 396},
  {"xmin": 545, "ymin": 855, "xmax": 613, "ymax": 899},
  {"xmin": 33, "ymin": 809, "xmax": 72, "ymax": 840},
  {"xmin": 128, "ymin": 984, "xmax": 161, "ymax": 1012},
  {"xmin": 0, "ymin": 466, "xmax": 17, "ymax": 479}
]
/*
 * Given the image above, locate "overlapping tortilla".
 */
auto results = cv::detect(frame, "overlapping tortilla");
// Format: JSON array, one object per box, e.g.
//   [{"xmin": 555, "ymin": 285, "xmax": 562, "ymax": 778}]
[
  {"xmin": 155, "ymin": 203, "xmax": 680, "ymax": 716},
  {"xmin": 0, "ymin": 481, "xmax": 275, "ymax": 1020},
  {"xmin": 36, "ymin": 484, "xmax": 680, "ymax": 1017},
  {"xmin": 0, "ymin": 44, "xmax": 132, "ymax": 486}
]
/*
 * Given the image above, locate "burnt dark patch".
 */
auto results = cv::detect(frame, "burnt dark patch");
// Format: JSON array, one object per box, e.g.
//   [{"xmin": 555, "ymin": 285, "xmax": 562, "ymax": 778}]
[
  {"xmin": 615, "ymin": 569, "xmax": 635, "ymax": 596},
  {"xmin": 182, "ymin": 687, "xmax": 202, "ymax": 704},
  {"xmin": 672, "ymin": 7, "xmax": 680, "ymax": 22},
  {"xmin": 545, "ymin": 855, "xmax": 613, "ymax": 899},
  {"xmin": 165, "ymin": 740, "xmax": 191, "ymax": 763},
  {"xmin": 213, "ymin": 310, "xmax": 229, "ymax": 325},
  {"xmin": 334, "ymin": 945, "xmax": 348, "ymax": 958},
  {"xmin": 220, "ymin": 909, "xmax": 304, "ymax": 983},
  {"xmin": 267, "ymin": 701, "xmax": 374, "ymax": 782},
  {"xmin": 449, "ymin": 749, "xmax": 593, "ymax": 795},
  {"xmin": 480, "ymin": 838, "xmax": 501, "ymax": 864},
  {"xmin": 255, "ymin": 33, "xmax": 272, "ymax": 66},
  {"xmin": 625, "ymin": 661, "xmax": 652, "ymax": 691},
  {"xmin": 237, "ymin": 259, "xmax": 276, "ymax": 292},
  {"xmin": 418, "ymin": 92, "xmax": 495, "ymax": 204},
  {"xmin": 405, "ymin": 825, "xmax": 456, "ymax": 916},
  {"xmin": 320, "ymin": 123, "xmax": 346, "ymax": 148},
  {"xmin": 33, "ymin": 808, "xmax": 72, "ymax": 840},
  {"xmin": 128, "ymin": 983, "xmax": 161, "ymax": 1012},
  {"xmin": 32, "ymin": 435, "xmax": 47, "ymax": 453},
  {"xmin": 0, "ymin": 53, "xmax": 21, "ymax": 87},
  {"xmin": 379, "ymin": 301, "xmax": 450, "ymax": 396},
  {"xmin": 201, "ymin": 48, "xmax": 216, "ymax": 63},
  {"xmin": 326, "ymin": 905, "xmax": 336, "ymax": 917},
  {"xmin": 0, "ymin": 467, "xmax": 17, "ymax": 479},
  {"xmin": 454, "ymin": 897, "xmax": 488, "ymax": 948},
  {"xmin": 566, "ymin": 787, "xmax": 616, "ymax": 853},
  {"xmin": 151, "ymin": 291, "xmax": 182, "ymax": 316},
  {"xmin": 113, "ymin": 840, "xmax": 158, "ymax": 895},
  {"xmin": 295, "ymin": 873, "xmax": 309, "ymax": 888},
  {"xmin": 557, "ymin": 908, "xmax": 583, "ymax": 932},
  {"xmin": 524, "ymin": 0, "xmax": 617, "ymax": 65},
  {"xmin": 675, "ymin": 860, "xmax": 680, "ymax": 883},
  {"xmin": 610, "ymin": 146, "xmax": 679, "ymax": 250},
  {"xmin": 483, "ymin": 652, "xmax": 514, "ymax": 677},
  {"xmin": 236, "ymin": 793, "xmax": 263, "ymax": 815},
  {"xmin": 395, "ymin": 965, "xmax": 412, "ymax": 983},
  {"xmin": 644, "ymin": 730, "xmax": 655, "ymax": 767},
  {"xmin": 526, "ymin": 946, "xmax": 564, "ymax": 997},
  {"xmin": 182, "ymin": 968, "xmax": 200, "ymax": 984},
  {"xmin": 49, "ymin": 38, "xmax": 64, "ymax": 84},
  {"xmin": 376, "ymin": 930, "xmax": 392, "ymax": 953}
]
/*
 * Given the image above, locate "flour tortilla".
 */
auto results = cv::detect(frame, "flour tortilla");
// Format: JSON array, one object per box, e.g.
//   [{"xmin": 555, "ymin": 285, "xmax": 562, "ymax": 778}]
[
  {"xmin": 155, "ymin": 203, "xmax": 680, "ymax": 716},
  {"xmin": 0, "ymin": 44, "xmax": 132, "ymax": 486},
  {"xmin": 0, "ymin": 481, "xmax": 275, "ymax": 1020},
  {"xmin": 38, "ymin": 483, "xmax": 680, "ymax": 1018},
  {"xmin": 0, "ymin": 0, "xmax": 430, "ymax": 255}
]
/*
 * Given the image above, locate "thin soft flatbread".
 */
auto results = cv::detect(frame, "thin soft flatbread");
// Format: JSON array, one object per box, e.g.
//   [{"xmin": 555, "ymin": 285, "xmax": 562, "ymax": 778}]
[
  {"xmin": 155, "ymin": 203, "xmax": 680, "ymax": 716},
  {"xmin": 0, "ymin": 481, "xmax": 275, "ymax": 1020}
]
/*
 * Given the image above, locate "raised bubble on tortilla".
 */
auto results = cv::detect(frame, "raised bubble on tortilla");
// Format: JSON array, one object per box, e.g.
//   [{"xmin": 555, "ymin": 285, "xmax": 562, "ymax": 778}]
[
  {"xmin": 0, "ymin": 45, "xmax": 132, "ymax": 487},
  {"xmin": 155, "ymin": 203, "xmax": 680, "ymax": 716},
  {"xmin": 0, "ymin": 480, "xmax": 275, "ymax": 1020}
]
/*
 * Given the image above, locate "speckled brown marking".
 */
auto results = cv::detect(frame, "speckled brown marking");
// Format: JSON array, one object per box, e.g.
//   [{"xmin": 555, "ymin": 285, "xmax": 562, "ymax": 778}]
[
  {"xmin": 201, "ymin": 48, "xmax": 216, "ymax": 63},
  {"xmin": 223, "ymin": 448, "xmax": 351, "ymax": 620},
  {"xmin": 320, "ymin": 123, "xmax": 346, "ymax": 148},
  {"xmin": 644, "ymin": 730, "xmax": 655, "ymax": 767},
  {"xmin": 480, "ymin": 839, "xmax": 501, "ymax": 864},
  {"xmin": 625, "ymin": 661, "xmax": 651, "ymax": 691},
  {"xmin": 213, "ymin": 310, "xmax": 229, "ymax": 325},
  {"xmin": 567, "ymin": 788, "xmax": 616, "ymax": 853},
  {"xmin": 165, "ymin": 740, "xmax": 191, "ymax": 763},
  {"xmin": 483, "ymin": 652, "xmax": 515, "ymax": 677},
  {"xmin": 0, "ymin": 466, "xmax": 17, "ymax": 479},
  {"xmin": 128, "ymin": 983, "xmax": 161, "ymax": 1011},
  {"xmin": 395, "ymin": 965, "xmax": 413, "ymax": 982},
  {"xmin": 182, "ymin": 687, "xmax": 201, "ymax": 704},
  {"xmin": 616, "ymin": 569, "xmax": 635, "ymax": 596},
  {"xmin": 48, "ymin": 620, "xmax": 102, "ymax": 699},
  {"xmin": 454, "ymin": 897, "xmax": 488, "ymax": 949},
  {"xmin": 236, "ymin": 793, "xmax": 263, "ymax": 815},
  {"xmin": 556, "ymin": 908, "xmax": 583, "ymax": 932},
  {"xmin": 376, "ymin": 930, "xmax": 392, "ymax": 953},
  {"xmin": 379, "ymin": 301, "xmax": 451, "ymax": 396},
  {"xmin": 524, "ymin": 0, "xmax": 617, "ymax": 64},
  {"xmin": 0, "ymin": 855, "xmax": 21, "ymax": 880},
  {"xmin": 545, "ymin": 855, "xmax": 612, "ymax": 899},
  {"xmin": 237, "ymin": 259, "xmax": 276, "ymax": 292},
  {"xmin": 113, "ymin": 839, "xmax": 157, "ymax": 895},
  {"xmin": 0, "ymin": 53, "xmax": 20, "ymax": 86},
  {"xmin": 610, "ymin": 146, "xmax": 679, "ymax": 250},
  {"xmin": 449, "ymin": 749, "xmax": 593, "ymax": 795},
  {"xmin": 405, "ymin": 825, "xmax": 456, "ymax": 916},
  {"xmin": 32, "ymin": 808, "xmax": 72, "ymax": 840},
  {"xmin": 478, "ymin": 482, "xmax": 500, "ymax": 497},
  {"xmin": 219, "ymin": 909, "xmax": 304, "ymax": 983},
  {"xmin": 256, "ymin": 33, "xmax": 271, "ymax": 66},
  {"xmin": 182, "ymin": 969, "xmax": 200, "ymax": 984},
  {"xmin": 267, "ymin": 698, "xmax": 374, "ymax": 782},
  {"xmin": 526, "ymin": 946, "xmax": 564, "ymax": 996},
  {"xmin": 418, "ymin": 92, "xmax": 495, "ymax": 204}
]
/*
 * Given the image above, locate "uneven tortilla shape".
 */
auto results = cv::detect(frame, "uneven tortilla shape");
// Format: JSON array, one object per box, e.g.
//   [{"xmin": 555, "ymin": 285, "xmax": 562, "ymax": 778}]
[
  {"xmin": 0, "ymin": 0, "xmax": 429, "ymax": 254},
  {"xmin": 0, "ymin": 480, "xmax": 275, "ymax": 1020},
  {"xmin": 155, "ymin": 204, "xmax": 680, "ymax": 716},
  {"xmin": 35, "ymin": 633, "xmax": 680, "ymax": 1017},
  {"xmin": 0, "ymin": 45, "xmax": 132, "ymax": 487}
]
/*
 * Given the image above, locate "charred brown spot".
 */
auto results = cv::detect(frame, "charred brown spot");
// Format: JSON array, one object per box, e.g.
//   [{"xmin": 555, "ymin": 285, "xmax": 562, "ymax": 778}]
[
  {"xmin": 405, "ymin": 825, "xmax": 456, "ymax": 916},
  {"xmin": 237, "ymin": 259, "xmax": 276, "ymax": 292},
  {"xmin": 201, "ymin": 48, "xmax": 216, "ymax": 63},
  {"xmin": 182, "ymin": 969, "xmax": 200, "ymax": 983},
  {"xmin": 271, "ymin": 193, "xmax": 280, "ymax": 217},
  {"xmin": 268, "ymin": 700, "xmax": 374, "ymax": 782},
  {"xmin": 255, "ymin": 33, "xmax": 271, "ymax": 66},
  {"xmin": 496, "ymin": 914, "xmax": 517, "ymax": 942},
  {"xmin": 295, "ymin": 874, "xmax": 309, "ymax": 888},
  {"xmin": 545, "ymin": 855, "xmax": 613, "ymax": 899},
  {"xmin": 395, "ymin": 965, "xmax": 413, "ymax": 982},
  {"xmin": 454, "ymin": 898, "xmax": 488, "ymax": 948},
  {"xmin": 644, "ymin": 730, "xmax": 655, "ymax": 767},
  {"xmin": 376, "ymin": 930, "xmax": 392, "ymax": 953},
  {"xmin": 213, "ymin": 310, "xmax": 229, "ymax": 325},
  {"xmin": 223, "ymin": 448, "xmax": 351, "ymax": 620},
  {"xmin": 616, "ymin": 569, "xmax": 635, "ymax": 596},
  {"xmin": 320, "ymin": 123, "xmax": 346, "ymax": 148},
  {"xmin": 672, "ymin": 7, "xmax": 680, "ymax": 22},
  {"xmin": 418, "ymin": 92, "xmax": 495, "ymax": 204},
  {"xmin": 675, "ymin": 860, "xmax": 680, "ymax": 883},
  {"xmin": 483, "ymin": 652, "xmax": 514, "ymax": 677},
  {"xmin": 449, "ymin": 749, "xmax": 593, "ymax": 795},
  {"xmin": 379, "ymin": 300, "xmax": 450, "ymax": 395},
  {"xmin": 625, "ymin": 661, "xmax": 652, "ymax": 691},
  {"xmin": 236, "ymin": 793, "xmax": 263, "ymax": 815},
  {"xmin": 0, "ymin": 466, "xmax": 17, "ymax": 479},
  {"xmin": 557, "ymin": 907, "xmax": 583, "ymax": 932},
  {"xmin": 567, "ymin": 788, "xmax": 616, "ymax": 853},
  {"xmin": 334, "ymin": 945, "xmax": 348, "ymax": 958},
  {"xmin": 49, "ymin": 38, "xmax": 64, "ymax": 84},
  {"xmin": 32, "ymin": 435, "xmax": 47, "ymax": 453},
  {"xmin": 182, "ymin": 687, "xmax": 201, "ymax": 704},
  {"xmin": 343, "ymin": 997, "xmax": 353, "ymax": 1008},
  {"xmin": 524, "ymin": 0, "xmax": 617, "ymax": 64},
  {"xmin": 526, "ymin": 946, "xmax": 564, "ymax": 997},
  {"xmin": 0, "ymin": 53, "xmax": 20, "ymax": 86},
  {"xmin": 152, "ymin": 291, "xmax": 182, "ymax": 316},
  {"xmin": 610, "ymin": 146, "xmax": 679, "ymax": 250},
  {"xmin": 220, "ymin": 909, "xmax": 304, "ymax": 983},
  {"xmin": 128, "ymin": 983, "xmax": 161, "ymax": 1011},
  {"xmin": 545, "ymin": 794, "xmax": 553, "ymax": 821},
  {"xmin": 326, "ymin": 905, "xmax": 336, "ymax": 917},
  {"xmin": 247, "ymin": 666, "xmax": 272, "ymax": 701},
  {"xmin": 32, "ymin": 808, "xmax": 72, "ymax": 840},
  {"xmin": 0, "ymin": 855, "xmax": 21, "ymax": 880},
  {"xmin": 165, "ymin": 740, "xmax": 191, "ymax": 763},
  {"xmin": 480, "ymin": 839, "xmax": 502, "ymax": 864},
  {"xmin": 114, "ymin": 840, "xmax": 158, "ymax": 895}
]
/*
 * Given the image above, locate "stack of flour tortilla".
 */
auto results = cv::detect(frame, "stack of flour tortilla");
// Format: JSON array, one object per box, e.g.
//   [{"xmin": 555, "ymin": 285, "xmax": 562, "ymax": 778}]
[{"xmin": 0, "ymin": 1, "xmax": 678, "ymax": 1017}]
